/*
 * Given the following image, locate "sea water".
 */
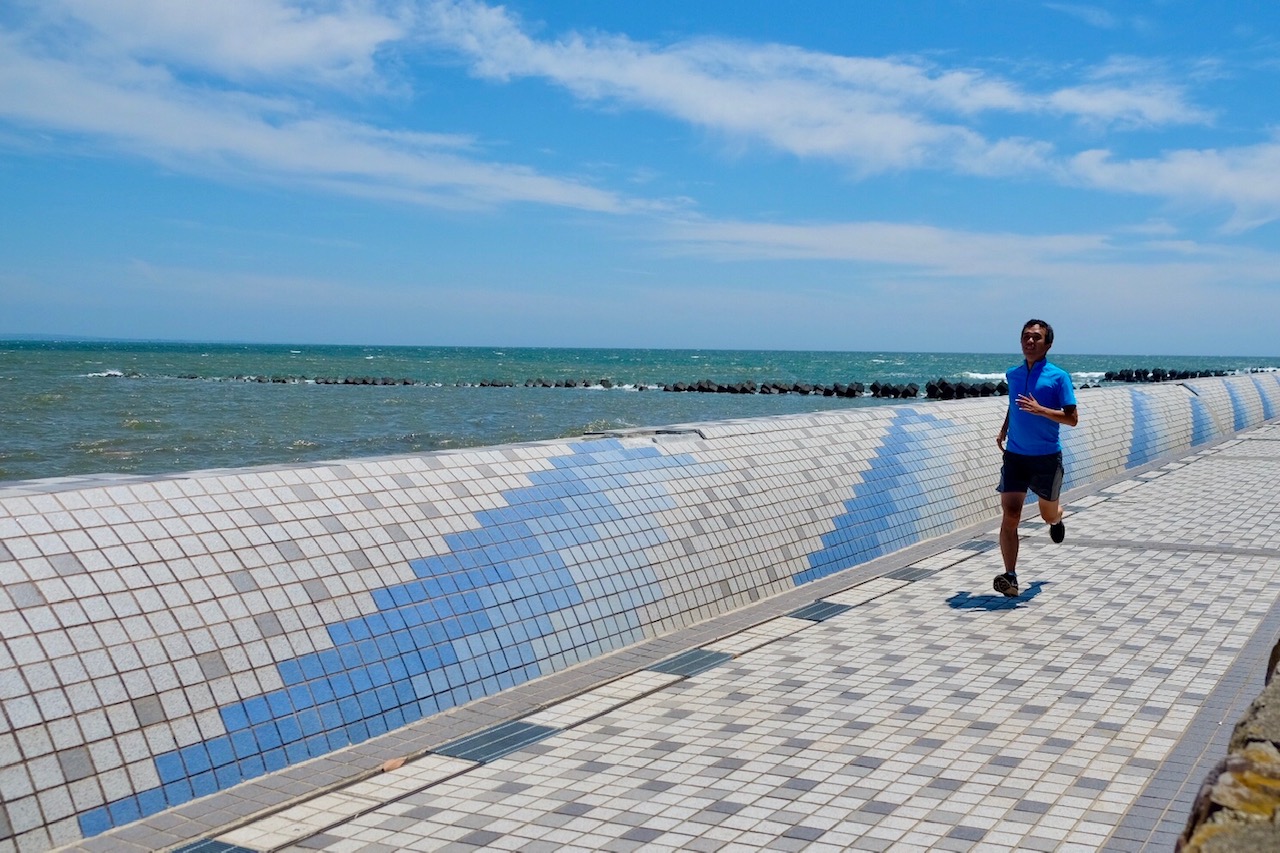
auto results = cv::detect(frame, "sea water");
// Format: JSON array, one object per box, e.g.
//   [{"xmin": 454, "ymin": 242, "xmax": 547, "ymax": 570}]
[{"xmin": 2, "ymin": 340, "xmax": 1276, "ymax": 483}]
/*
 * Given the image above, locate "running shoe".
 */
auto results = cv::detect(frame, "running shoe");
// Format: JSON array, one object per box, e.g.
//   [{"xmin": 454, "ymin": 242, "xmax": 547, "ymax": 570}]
[{"xmin": 993, "ymin": 573, "xmax": 1020, "ymax": 597}]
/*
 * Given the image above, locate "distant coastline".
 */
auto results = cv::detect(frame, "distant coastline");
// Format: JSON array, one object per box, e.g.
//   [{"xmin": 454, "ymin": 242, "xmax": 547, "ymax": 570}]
[{"xmin": 4, "ymin": 335, "xmax": 1278, "ymax": 360}]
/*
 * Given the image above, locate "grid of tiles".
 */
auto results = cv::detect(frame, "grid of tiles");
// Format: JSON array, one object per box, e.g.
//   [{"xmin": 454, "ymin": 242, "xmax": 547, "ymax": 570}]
[
  {"xmin": 0, "ymin": 375, "xmax": 1277, "ymax": 850},
  {"xmin": 222, "ymin": 447, "xmax": 1280, "ymax": 852}
]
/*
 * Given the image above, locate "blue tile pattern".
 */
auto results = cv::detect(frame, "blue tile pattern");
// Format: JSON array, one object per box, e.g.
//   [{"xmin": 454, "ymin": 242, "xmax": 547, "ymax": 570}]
[
  {"xmin": 1252, "ymin": 377, "xmax": 1277, "ymax": 420},
  {"xmin": 1127, "ymin": 389, "xmax": 1159, "ymax": 469},
  {"xmin": 79, "ymin": 440, "xmax": 723, "ymax": 835},
  {"xmin": 1224, "ymin": 382, "xmax": 1249, "ymax": 431},
  {"xmin": 1190, "ymin": 392, "xmax": 1217, "ymax": 447},
  {"xmin": 1060, "ymin": 423, "xmax": 1091, "ymax": 493},
  {"xmin": 795, "ymin": 408, "xmax": 969, "ymax": 585}
]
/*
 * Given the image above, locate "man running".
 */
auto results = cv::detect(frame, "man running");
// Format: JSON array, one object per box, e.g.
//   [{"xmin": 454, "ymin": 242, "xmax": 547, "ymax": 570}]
[{"xmin": 994, "ymin": 319, "xmax": 1078, "ymax": 597}]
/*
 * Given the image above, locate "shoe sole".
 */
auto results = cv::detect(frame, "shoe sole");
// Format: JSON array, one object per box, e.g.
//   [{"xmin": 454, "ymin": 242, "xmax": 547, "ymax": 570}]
[{"xmin": 992, "ymin": 574, "xmax": 1020, "ymax": 597}]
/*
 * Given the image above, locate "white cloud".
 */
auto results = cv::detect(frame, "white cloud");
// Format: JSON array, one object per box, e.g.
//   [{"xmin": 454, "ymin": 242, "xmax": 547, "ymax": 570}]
[
  {"xmin": 0, "ymin": 16, "xmax": 631, "ymax": 213},
  {"xmin": 1047, "ymin": 56, "xmax": 1215, "ymax": 128},
  {"xmin": 417, "ymin": 1, "xmax": 1280, "ymax": 228},
  {"xmin": 659, "ymin": 219, "xmax": 1110, "ymax": 277},
  {"xmin": 26, "ymin": 0, "xmax": 411, "ymax": 85},
  {"xmin": 3, "ymin": 0, "xmax": 1275, "ymax": 231},
  {"xmin": 657, "ymin": 215, "xmax": 1280, "ymax": 297},
  {"xmin": 1070, "ymin": 142, "xmax": 1280, "ymax": 230},
  {"xmin": 1047, "ymin": 81, "xmax": 1210, "ymax": 128},
  {"xmin": 422, "ymin": 1, "xmax": 1015, "ymax": 174},
  {"xmin": 1044, "ymin": 4, "xmax": 1121, "ymax": 30},
  {"xmin": 421, "ymin": 0, "xmax": 1207, "ymax": 178}
]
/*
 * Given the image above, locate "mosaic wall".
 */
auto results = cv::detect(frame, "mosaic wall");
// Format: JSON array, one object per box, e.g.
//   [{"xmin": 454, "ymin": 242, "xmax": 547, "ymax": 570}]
[{"xmin": 1, "ymin": 374, "xmax": 1277, "ymax": 851}]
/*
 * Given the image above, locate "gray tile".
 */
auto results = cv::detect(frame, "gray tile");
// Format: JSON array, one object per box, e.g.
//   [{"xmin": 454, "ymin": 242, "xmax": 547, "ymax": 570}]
[
  {"xmin": 50, "ymin": 553, "xmax": 86, "ymax": 576},
  {"xmin": 132, "ymin": 695, "xmax": 166, "ymax": 727},
  {"xmin": 196, "ymin": 651, "xmax": 229, "ymax": 680},
  {"xmin": 247, "ymin": 507, "xmax": 277, "ymax": 526},
  {"xmin": 254, "ymin": 612, "xmax": 284, "ymax": 638},
  {"xmin": 228, "ymin": 571, "xmax": 257, "ymax": 593},
  {"xmin": 56, "ymin": 746, "xmax": 94, "ymax": 783},
  {"xmin": 7, "ymin": 582, "xmax": 46, "ymax": 608}
]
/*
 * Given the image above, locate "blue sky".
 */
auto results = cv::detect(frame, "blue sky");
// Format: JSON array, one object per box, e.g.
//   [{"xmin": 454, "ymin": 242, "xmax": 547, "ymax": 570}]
[{"xmin": 2, "ymin": 1, "xmax": 1279, "ymax": 355}]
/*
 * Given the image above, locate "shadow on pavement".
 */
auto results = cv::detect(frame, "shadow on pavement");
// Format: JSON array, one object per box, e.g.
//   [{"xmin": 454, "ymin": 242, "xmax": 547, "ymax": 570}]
[{"xmin": 946, "ymin": 580, "xmax": 1049, "ymax": 611}]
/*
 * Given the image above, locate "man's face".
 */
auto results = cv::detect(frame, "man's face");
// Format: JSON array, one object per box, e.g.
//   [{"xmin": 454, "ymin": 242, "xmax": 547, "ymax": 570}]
[{"xmin": 1021, "ymin": 324, "xmax": 1051, "ymax": 363}]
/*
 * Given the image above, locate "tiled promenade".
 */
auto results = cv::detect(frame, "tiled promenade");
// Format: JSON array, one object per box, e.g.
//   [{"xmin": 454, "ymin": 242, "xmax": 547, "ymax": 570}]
[{"xmin": 74, "ymin": 424, "xmax": 1280, "ymax": 852}]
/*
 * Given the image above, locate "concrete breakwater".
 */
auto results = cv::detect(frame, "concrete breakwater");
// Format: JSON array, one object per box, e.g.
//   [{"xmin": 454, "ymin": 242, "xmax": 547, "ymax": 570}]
[
  {"xmin": 1, "ymin": 373, "xmax": 1278, "ymax": 850},
  {"xmin": 89, "ymin": 366, "xmax": 1256, "ymax": 394}
]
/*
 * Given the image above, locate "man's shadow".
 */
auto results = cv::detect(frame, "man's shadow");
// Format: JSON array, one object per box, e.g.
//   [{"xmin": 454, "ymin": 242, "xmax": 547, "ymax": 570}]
[{"xmin": 946, "ymin": 581, "xmax": 1049, "ymax": 611}]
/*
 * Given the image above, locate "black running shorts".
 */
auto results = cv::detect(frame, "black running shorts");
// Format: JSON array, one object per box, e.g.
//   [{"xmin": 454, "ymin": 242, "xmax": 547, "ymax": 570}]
[{"xmin": 997, "ymin": 451, "xmax": 1064, "ymax": 501}]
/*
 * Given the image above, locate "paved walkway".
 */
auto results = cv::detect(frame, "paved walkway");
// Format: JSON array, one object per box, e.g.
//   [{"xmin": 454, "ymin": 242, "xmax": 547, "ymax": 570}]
[{"xmin": 81, "ymin": 424, "xmax": 1280, "ymax": 852}]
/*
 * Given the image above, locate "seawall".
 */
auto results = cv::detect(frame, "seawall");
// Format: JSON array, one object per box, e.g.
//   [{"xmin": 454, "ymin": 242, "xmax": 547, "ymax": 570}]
[{"xmin": 1, "ymin": 373, "xmax": 1278, "ymax": 851}]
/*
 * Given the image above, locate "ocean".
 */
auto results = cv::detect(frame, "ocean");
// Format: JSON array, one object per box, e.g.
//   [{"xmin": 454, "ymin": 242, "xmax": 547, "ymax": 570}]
[{"xmin": 3, "ymin": 340, "xmax": 1277, "ymax": 484}]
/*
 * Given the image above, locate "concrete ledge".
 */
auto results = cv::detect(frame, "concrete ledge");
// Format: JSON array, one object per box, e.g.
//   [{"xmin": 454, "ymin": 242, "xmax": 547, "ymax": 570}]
[{"xmin": 1178, "ymin": 634, "xmax": 1280, "ymax": 851}]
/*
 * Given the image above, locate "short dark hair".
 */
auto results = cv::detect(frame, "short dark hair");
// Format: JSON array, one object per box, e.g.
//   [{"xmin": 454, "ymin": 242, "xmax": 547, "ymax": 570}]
[{"xmin": 1022, "ymin": 318, "xmax": 1054, "ymax": 347}]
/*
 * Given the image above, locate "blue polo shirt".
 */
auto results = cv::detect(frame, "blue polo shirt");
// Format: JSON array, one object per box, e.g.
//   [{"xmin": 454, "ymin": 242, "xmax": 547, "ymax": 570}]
[{"xmin": 1006, "ymin": 358, "xmax": 1076, "ymax": 455}]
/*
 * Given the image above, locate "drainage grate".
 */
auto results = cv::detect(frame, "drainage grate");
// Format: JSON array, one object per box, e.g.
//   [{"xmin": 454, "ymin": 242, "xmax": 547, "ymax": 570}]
[
  {"xmin": 885, "ymin": 566, "xmax": 934, "ymax": 581},
  {"xmin": 171, "ymin": 841, "xmax": 259, "ymax": 853},
  {"xmin": 957, "ymin": 540, "xmax": 998, "ymax": 552},
  {"xmin": 434, "ymin": 720, "xmax": 559, "ymax": 763},
  {"xmin": 788, "ymin": 601, "xmax": 854, "ymax": 622},
  {"xmin": 648, "ymin": 648, "xmax": 734, "ymax": 677}
]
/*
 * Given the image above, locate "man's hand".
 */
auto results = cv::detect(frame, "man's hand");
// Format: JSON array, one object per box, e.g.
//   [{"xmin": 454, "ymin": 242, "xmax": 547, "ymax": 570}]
[
  {"xmin": 1016, "ymin": 395, "xmax": 1080, "ymax": 427},
  {"xmin": 1015, "ymin": 393, "xmax": 1045, "ymax": 416},
  {"xmin": 997, "ymin": 431, "xmax": 1006, "ymax": 451}
]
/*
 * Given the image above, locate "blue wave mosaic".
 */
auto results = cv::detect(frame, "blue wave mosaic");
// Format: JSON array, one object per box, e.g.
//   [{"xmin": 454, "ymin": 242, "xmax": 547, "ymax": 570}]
[
  {"xmin": 79, "ymin": 440, "xmax": 724, "ymax": 836},
  {"xmin": 1127, "ymin": 389, "xmax": 1160, "ymax": 469},
  {"xmin": 1224, "ymin": 382, "xmax": 1249, "ymax": 432},
  {"xmin": 1252, "ymin": 377, "xmax": 1277, "ymax": 420},
  {"xmin": 796, "ymin": 408, "xmax": 969, "ymax": 585},
  {"xmin": 1190, "ymin": 392, "xmax": 1217, "ymax": 447}
]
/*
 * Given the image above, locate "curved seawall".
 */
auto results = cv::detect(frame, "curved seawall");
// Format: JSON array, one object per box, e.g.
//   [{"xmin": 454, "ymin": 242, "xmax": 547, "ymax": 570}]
[{"xmin": 1, "ymin": 374, "xmax": 1278, "ymax": 851}]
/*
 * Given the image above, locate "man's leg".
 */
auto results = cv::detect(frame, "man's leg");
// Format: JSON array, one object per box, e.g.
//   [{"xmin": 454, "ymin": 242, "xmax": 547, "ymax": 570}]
[
  {"xmin": 1037, "ymin": 497, "xmax": 1063, "ymax": 526},
  {"xmin": 999, "ymin": 491, "xmax": 1025, "ymax": 575},
  {"xmin": 1036, "ymin": 455, "xmax": 1066, "ymax": 544}
]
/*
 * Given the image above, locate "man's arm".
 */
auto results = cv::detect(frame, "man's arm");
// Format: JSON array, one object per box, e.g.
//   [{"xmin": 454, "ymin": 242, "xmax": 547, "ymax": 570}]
[
  {"xmin": 997, "ymin": 410, "xmax": 1009, "ymax": 450},
  {"xmin": 1016, "ymin": 395, "xmax": 1078, "ymax": 427}
]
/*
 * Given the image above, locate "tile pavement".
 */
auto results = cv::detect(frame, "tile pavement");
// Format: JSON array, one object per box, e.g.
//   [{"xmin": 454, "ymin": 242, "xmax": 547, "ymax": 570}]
[{"xmin": 60, "ymin": 423, "xmax": 1280, "ymax": 852}]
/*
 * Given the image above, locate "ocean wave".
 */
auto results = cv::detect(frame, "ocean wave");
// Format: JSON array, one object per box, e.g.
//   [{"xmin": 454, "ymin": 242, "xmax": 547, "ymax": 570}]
[
  {"xmin": 961, "ymin": 372, "xmax": 1005, "ymax": 381},
  {"xmin": 122, "ymin": 418, "xmax": 161, "ymax": 431},
  {"xmin": 85, "ymin": 370, "xmax": 125, "ymax": 378}
]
